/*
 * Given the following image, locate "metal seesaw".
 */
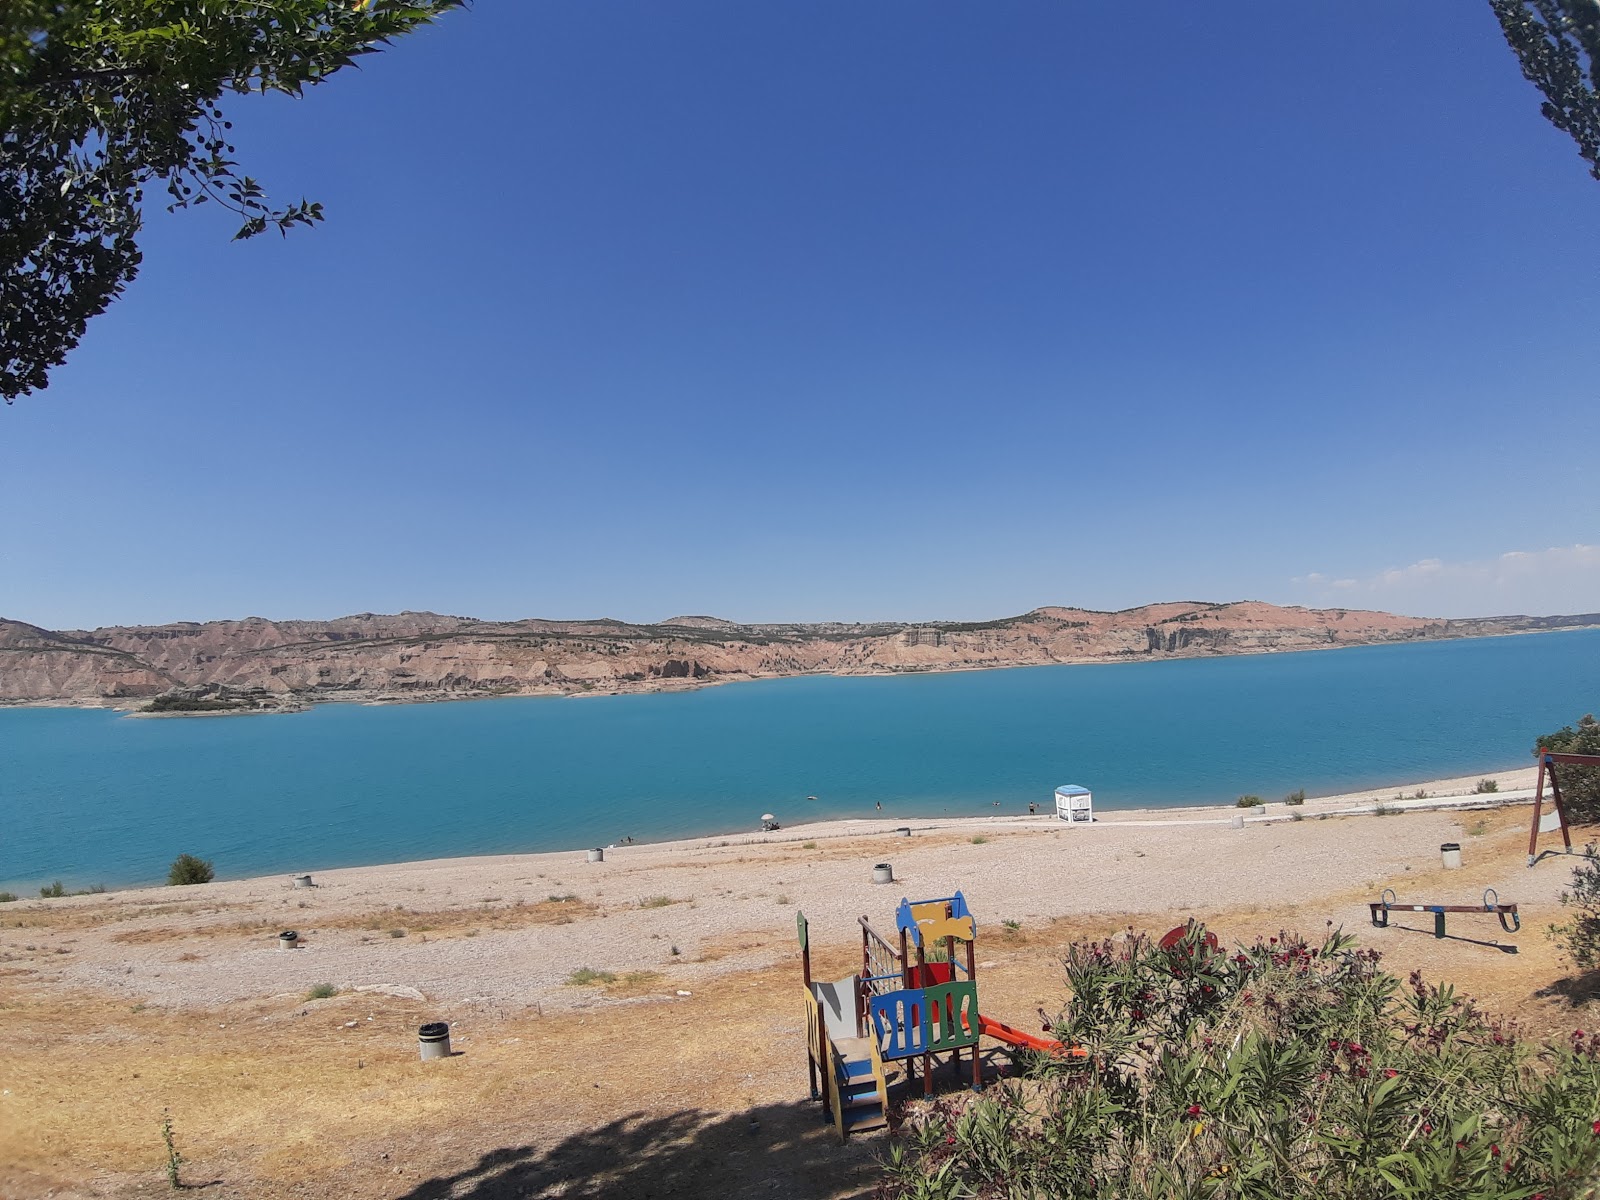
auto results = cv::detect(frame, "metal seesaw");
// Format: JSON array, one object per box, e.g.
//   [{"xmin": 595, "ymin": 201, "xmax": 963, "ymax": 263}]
[{"xmin": 1368, "ymin": 888, "xmax": 1520, "ymax": 939}]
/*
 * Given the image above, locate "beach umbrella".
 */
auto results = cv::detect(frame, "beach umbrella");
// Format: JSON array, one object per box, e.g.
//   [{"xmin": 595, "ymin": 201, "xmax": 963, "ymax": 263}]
[{"xmin": 762, "ymin": 813, "xmax": 775, "ymax": 822}]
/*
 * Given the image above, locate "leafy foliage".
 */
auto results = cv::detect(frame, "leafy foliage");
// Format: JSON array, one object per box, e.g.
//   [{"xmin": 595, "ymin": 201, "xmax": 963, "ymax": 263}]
[
  {"xmin": 0, "ymin": 0, "xmax": 461, "ymax": 401},
  {"xmin": 1235, "ymin": 794, "xmax": 1263, "ymax": 808},
  {"xmin": 1553, "ymin": 844, "xmax": 1600, "ymax": 972},
  {"xmin": 881, "ymin": 923, "xmax": 1600, "ymax": 1199},
  {"xmin": 166, "ymin": 852, "xmax": 213, "ymax": 885},
  {"xmin": 1491, "ymin": 0, "xmax": 1600, "ymax": 182},
  {"xmin": 1540, "ymin": 714, "xmax": 1600, "ymax": 824}
]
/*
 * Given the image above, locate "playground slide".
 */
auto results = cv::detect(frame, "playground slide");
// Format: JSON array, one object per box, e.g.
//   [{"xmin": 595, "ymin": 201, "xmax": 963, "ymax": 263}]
[{"xmin": 977, "ymin": 1013, "xmax": 1088, "ymax": 1058}]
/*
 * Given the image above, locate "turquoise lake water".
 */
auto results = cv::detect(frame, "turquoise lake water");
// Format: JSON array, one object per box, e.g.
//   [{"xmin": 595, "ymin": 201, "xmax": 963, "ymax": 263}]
[{"xmin": 2, "ymin": 630, "xmax": 1597, "ymax": 890}]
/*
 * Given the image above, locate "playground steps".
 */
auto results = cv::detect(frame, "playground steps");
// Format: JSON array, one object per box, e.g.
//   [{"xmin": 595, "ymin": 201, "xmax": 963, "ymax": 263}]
[{"xmin": 831, "ymin": 1037, "xmax": 887, "ymax": 1132}]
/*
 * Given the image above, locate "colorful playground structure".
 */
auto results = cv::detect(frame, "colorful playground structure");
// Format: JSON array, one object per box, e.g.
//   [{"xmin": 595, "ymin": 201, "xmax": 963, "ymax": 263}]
[{"xmin": 798, "ymin": 892, "xmax": 1081, "ymax": 1138}]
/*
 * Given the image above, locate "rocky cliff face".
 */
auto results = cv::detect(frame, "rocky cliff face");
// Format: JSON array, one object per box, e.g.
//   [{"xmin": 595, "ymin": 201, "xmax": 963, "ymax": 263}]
[{"xmin": 1, "ymin": 603, "xmax": 1592, "ymax": 709}]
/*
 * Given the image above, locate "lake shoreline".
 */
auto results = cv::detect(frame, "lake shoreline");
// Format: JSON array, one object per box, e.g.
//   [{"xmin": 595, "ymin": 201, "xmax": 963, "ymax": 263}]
[{"xmin": 7, "ymin": 763, "xmax": 1540, "ymax": 898}]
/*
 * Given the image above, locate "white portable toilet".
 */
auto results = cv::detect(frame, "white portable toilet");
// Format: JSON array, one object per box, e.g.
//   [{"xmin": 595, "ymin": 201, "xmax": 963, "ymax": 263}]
[{"xmin": 1054, "ymin": 784, "xmax": 1093, "ymax": 824}]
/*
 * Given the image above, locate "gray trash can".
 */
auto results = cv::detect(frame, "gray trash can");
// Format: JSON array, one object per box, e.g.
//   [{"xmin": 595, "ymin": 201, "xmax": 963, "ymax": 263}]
[{"xmin": 419, "ymin": 1022, "xmax": 451, "ymax": 1060}]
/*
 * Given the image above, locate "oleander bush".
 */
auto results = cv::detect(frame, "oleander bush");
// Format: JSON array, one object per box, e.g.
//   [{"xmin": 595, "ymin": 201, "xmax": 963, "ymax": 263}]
[
  {"xmin": 1285, "ymin": 788, "xmax": 1307, "ymax": 805},
  {"xmin": 1553, "ymin": 845, "xmax": 1600, "ymax": 973},
  {"xmin": 1235, "ymin": 795, "xmax": 1263, "ymax": 808},
  {"xmin": 880, "ymin": 924, "xmax": 1600, "ymax": 1200}
]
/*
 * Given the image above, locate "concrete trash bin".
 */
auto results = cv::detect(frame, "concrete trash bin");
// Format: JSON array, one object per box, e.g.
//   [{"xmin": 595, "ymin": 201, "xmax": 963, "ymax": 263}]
[
  {"xmin": 419, "ymin": 1022, "xmax": 451, "ymax": 1060},
  {"xmin": 277, "ymin": 930, "xmax": 299, "ymax": 951},
  {"xmin": 587, "ymin": 848, "xmax": 604, "ymax": 863},
  {"xmin": 1441, "ymin": 842, "xmax": 1462, "ymax": 869},
  {"xmin": 872, "ymin": 863, "xmax": 894, "ymax": 885}
]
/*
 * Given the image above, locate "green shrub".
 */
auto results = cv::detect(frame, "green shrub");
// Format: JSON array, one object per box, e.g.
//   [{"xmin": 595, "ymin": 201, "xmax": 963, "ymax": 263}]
[
  {"xmin": 305, "ymin": 982, "xmax": 337, "ymax": 1000},
  {"xmin": 881, "ymin": 925, "xmax": 1600, "ymax": 1199},
  {"xmin": 1283, "ymin": 788, "xmax": 1306, "ymax": 806},
  {"xmin": 39, "ymin": 881, "xmax": 64, "ymax": 898},
  {"xmin": 1538, "ymin": 714, "xmax": 1600, "ymax": 823},
  {"xmin": 970, "ymin": 835, "xmax": 989, "ymax": 844},
  {"xmin": 639, "ymin": 895, "xmax": 674, "ymax": 909},
  {"xmin": 0, "ymin": 892, "xmax": 16, "ymax": 903},
  {"xmin": 1552, "ymin": 844, "xmax": 1600, "ymax": 971},
  {"xmin": 1374, "ymin": 800, "xmax": 1403, "ymax": 817},
  {"xmin": 566, "ymin": 967, "xmax": 617, "ymax": 986},
  {"xmin": 1474, "ymin": 778, "xmax": 1500, "ymax": 794},
  {"xmin": 166, "ymin": 854, "xmax": 214, "ymax": 886},
  {"xmin": 1235, "ymin": 794, "xmax": 1263, "ymax": 808}
]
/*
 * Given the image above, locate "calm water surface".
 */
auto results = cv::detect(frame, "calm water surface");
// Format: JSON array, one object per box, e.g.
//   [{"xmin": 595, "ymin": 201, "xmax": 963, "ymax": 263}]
[{"xmin": 2, "ymin": 630, "xmax": 1596, "ymax": 889}]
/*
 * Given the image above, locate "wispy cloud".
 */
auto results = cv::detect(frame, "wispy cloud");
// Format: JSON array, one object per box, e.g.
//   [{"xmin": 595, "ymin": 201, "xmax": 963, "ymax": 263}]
[{"xmin": 1291, "ymin": 545, "xmax": 1600, "ymax": 617}]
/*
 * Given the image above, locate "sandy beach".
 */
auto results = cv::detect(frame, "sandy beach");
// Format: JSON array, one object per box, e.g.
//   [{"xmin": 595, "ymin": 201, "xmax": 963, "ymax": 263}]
[
  {"xmin": 3, "ymin": 761, "xmax": 1587, "ymax": 1200},
  {"xmin": 5, "ymin": 766, "xmax": 1546, "ymax": 1012}
]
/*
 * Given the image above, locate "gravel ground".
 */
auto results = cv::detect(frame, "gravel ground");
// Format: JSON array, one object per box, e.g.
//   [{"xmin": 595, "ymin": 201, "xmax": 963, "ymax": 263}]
[{"xmin": 6, "ymin": 766, "xmax": 1552, "ymax": 1011}]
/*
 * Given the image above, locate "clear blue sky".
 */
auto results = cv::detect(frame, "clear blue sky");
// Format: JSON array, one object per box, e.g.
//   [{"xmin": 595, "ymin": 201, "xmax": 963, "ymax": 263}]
[{"xmin": 3, "ymin": 3, "xmax": 1597, "ymax": 629}]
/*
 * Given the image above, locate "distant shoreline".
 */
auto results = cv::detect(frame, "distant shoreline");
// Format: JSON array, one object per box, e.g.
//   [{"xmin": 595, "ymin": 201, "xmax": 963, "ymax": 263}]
[{"xmin": 3, "ymin": 622, "xmax": 1597, "ymax": 717}]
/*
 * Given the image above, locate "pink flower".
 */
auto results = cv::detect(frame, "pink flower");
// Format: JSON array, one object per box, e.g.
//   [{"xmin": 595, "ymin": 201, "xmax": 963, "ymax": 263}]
[
  {"xmin": 1186, "ymin": 1105, "xmax": 1201, "ymax": 1117},
  {"xmin": 1490, "ymin": 1143, "xmax": 1500, "ymax": 1157}
]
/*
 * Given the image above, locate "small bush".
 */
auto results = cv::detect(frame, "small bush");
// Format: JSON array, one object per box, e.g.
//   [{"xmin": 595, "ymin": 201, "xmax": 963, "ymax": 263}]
[
  {"xmin": 0, "ymin": 892, "xmax": 16, "ymax": 903},
  {"xmin": 970, "ymin": 835, "xmax": 989, "ymax": 845},
  {"xmin": 1474, "ymin": 778, "xmax": 1500, "ymax": 794},
  {"xmin": 881, "ymin": 925, "xmax": 1600, "ymax": 1199},
  {"xmin": 1551, "ymin": 844, "xmax": 1600, "ymax": 971},
  {"xmin": 1467, "ymin": 818, "xmax": 1490, "ymax": 837},
  {"xmin": 1235, "ymin": 795, "xmax": 1263, "ymax": 808},
  {"xmin": 1283, "ymin": 788, "xmax": 1306, "ymax": 805},
  {"xmin": 547, "ymin": 893, "xmax": 578, "ymax": 903},
  {"xmin": 39, "ymin": 881, "xmax": 64, "ymax": 898},
  {"xmin": 1374, "ymin": 800, "xmax": 1403, "ymax": 817},
  {"xmin": 1288, "ymin": 810, "xmax": 1305, "ymax": 822},
  {"xmin": 775, "ymin": 894, "xmax": 791, "ymax": 905},
  {"xmin": 387, "ymin": 928, "xmax": 405, "ymax": 938},
  {"xmin": 1002, "ymin": 919, "xmax": 1022, "ymax": 933},
  {"xmin": 670, "ymin": 944, "xmax": 681, "ymax": 956},
  {"xmin": 305, "ymin": 983, "xmax": 337, "ymax": 1000},
  {"xmin": 166, "ymin": 854, "xmax": 214, "ymax": 886},
  {"xmin": 802, "ymin": 841, "xmax": 818, "ymax": 850},
  {"xmin": 639, "ymin": 895, "xmax": 675, "ymax": 909},
  {"xmin": 566, "ymin": 967, "xmax": 617, "ymax": 986}
]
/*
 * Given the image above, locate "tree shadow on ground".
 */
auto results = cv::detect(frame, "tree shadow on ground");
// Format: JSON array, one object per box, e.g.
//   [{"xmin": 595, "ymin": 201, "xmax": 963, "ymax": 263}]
[
  {"xmin": 393, "ymin": 1100, "xmax": 881, "ymax": 1200},
  {"xmin": 1535, "ymin": 968, "xmax": 1600, "ymax": 1008}
]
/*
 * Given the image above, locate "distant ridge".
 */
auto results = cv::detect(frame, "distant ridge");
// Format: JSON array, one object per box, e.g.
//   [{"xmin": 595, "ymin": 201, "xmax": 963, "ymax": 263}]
[{"xmin": 2, "ymin": 602, "xmax": 1596, "ymax": 711}]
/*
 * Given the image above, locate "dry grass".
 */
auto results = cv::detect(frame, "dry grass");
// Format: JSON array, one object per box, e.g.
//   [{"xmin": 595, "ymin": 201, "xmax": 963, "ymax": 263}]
[
  {"xmin": 106, "ymin": 897, "xmax": 600, "ymax": 945},
  {"xmin": 4, "ymin": 804, "xmax": 1591, "ymax": 1200}
]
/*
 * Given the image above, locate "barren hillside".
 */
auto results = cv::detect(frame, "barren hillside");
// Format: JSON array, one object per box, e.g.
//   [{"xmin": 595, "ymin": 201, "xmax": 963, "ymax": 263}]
[{"xmin": 1, "ymin": 602, "xmax": 1594, "ymax": 710}]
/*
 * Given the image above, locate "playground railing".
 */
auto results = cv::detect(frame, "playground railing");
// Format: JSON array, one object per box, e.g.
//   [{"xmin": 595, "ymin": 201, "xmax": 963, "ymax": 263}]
[
  {"xmin": 869, "ymin": 988, "xmax": 929, "ymax": 1060},
  {"xmin": 860, "ymin": 916, "xmax": 905, "ymax": 997}
]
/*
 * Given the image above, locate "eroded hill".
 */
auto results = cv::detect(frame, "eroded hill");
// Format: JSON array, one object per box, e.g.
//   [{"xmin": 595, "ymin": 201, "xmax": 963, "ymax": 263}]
[{"xmin": 1, "ymin": 603, "xmax": 1594, "ymax": 709}]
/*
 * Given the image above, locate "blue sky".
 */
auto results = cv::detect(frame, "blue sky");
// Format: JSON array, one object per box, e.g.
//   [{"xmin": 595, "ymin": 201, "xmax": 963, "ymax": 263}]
[{"xmin": 2, "ymin": 3, "xmax": 1597, "ymax": 629}]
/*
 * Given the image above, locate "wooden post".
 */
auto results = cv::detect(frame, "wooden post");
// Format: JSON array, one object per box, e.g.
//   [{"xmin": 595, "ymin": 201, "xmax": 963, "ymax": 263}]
[
  {"xmin": 1527, "ymin": 753, "xmax": 1548, "ymax": 865},
  {"xmin": 899, "ymin": 926, "xmax": 910, "ymax": 988},
  {"xmin": 1550, "ymin": 762, "xmax": 1574, "ymax": 855},
  {"xmin": 798, "ymin": 912, "xmax": 818, "ymax": 1102}
]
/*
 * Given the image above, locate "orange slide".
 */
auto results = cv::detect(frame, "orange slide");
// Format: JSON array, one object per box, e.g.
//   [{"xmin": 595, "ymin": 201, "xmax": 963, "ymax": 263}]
[{"xmin": 977, "ymin": 1013, "xmax": 1090, "ymax": 1059}]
